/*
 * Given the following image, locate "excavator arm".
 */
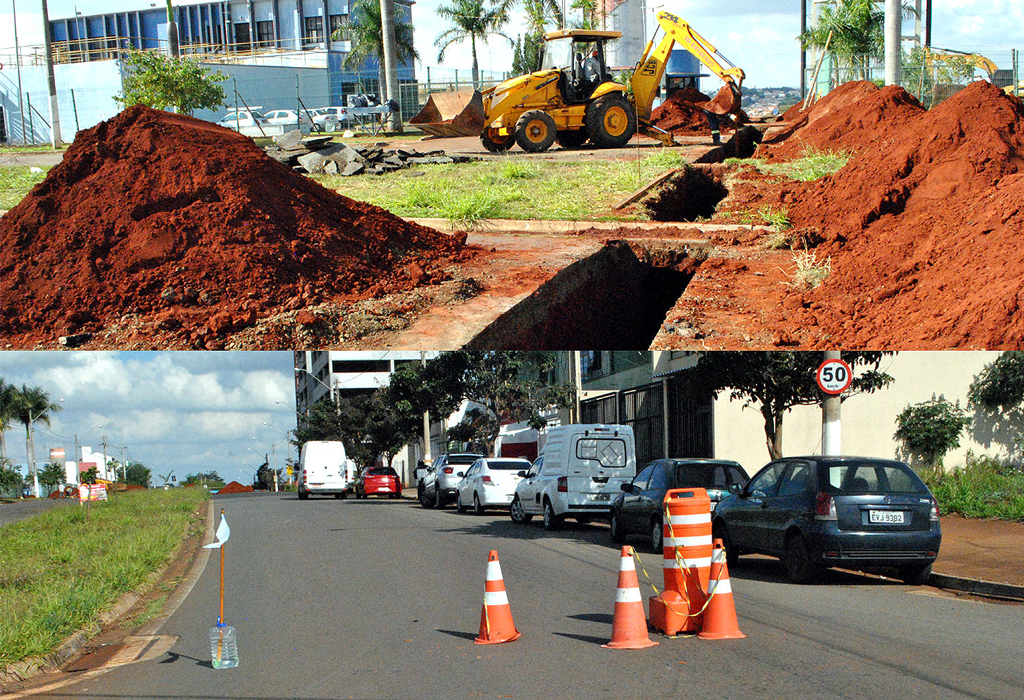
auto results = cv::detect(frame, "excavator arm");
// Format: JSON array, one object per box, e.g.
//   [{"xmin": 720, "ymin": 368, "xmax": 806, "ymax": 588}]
[
  {"xmin": 631, "ymin": 11, "xmax": 745, "ymax": 121},
  {"xmin": 922, "ymin": 47, "xmax": 998, "ymax": 82}
]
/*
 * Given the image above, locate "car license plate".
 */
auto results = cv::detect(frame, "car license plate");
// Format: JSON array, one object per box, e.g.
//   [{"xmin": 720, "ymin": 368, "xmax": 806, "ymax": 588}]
[
  {"xmin": 589, "ymin": 493, "xmax": 610, "ymax": 502},
  {"xmin": 869, "ymin": 510, "xmax": 904, "ymax": 524}
]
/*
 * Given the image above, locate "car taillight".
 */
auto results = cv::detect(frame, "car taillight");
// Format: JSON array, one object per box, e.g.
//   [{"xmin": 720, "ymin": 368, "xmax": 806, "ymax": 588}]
[
  {"xmin": 814, "ymin": 493, "xmax": 837, "ymax": 520},
  {"xmin": 481, "ymin": 476, "xmax": 493, "ymax": 484},
  {"xmin": 443, "ymin": 467, "xmax": 453, "ymax": 474},
  {"xmin": 557, "ymin": 476, "xmax": 567, "ymax": 493},
  {"xmin": 930, "ymin": 498, "xmax": 940, "ymax": 521}
]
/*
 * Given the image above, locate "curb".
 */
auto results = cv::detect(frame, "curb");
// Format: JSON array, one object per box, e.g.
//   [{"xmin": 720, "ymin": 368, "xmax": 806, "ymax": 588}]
[{"xmin": 930, "ymin": 572, "xmax": 1024, "ymax": 601}]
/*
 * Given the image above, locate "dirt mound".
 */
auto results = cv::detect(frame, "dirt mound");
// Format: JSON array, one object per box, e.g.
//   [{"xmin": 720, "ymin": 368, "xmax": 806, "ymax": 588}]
[
  {"xmin": 779, "ymin": 81, "xmax": 1024, "ymax": 347},
  {"xmin": 218, "ymin": 481, "xmax": 254, "ymax": 494},
  {"xmin": 760, "ymin": 81, "xmax": 925, "ymax": 158},
  {"xmin": 0, "ymin": 105, "xmax": 465, "ymax": 347},
  {"xmin": 650, "ymin": 88, "xmax": 714, "ymax": 132}
]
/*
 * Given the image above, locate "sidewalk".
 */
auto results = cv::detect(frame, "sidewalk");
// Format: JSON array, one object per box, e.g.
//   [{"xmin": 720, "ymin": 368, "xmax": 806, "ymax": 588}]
[{"xmin": 931, "ymin": 515, "xmax": 1024, "ymax": 598}]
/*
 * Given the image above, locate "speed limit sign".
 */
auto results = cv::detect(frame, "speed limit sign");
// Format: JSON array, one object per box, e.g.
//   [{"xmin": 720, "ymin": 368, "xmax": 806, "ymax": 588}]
[{"xmin": 817, "ymin": 358, "xmax": 852, "ymax": 395}]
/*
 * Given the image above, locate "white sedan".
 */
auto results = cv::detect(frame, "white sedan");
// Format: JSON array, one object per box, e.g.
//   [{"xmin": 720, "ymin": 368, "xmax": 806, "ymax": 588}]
[
  {"xmin": 263, "ymin": 109, "xmax": 313, "ymax": 128},
  {"xmin": 456, "ymin": 458, "xmax": 532, "ymax": 515},
  {"xmin": 217, "ymin": 109, "xmax": 269, "ymax": 129},
  {"xmin": 309, "ymin": 108, "xmax": 341, "ymax": 133}
]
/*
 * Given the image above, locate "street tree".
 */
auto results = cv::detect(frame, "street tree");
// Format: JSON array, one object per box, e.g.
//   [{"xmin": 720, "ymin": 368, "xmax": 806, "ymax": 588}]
[
  {"xmin": 80, "ymin": 466, "xmax": 99, "ymax": 485},
  {"xmin": 182, "ymin": 470, "xmax": 223, "ymax": 487},
  {"xmin": 341, "ymin": 0, "xmax": 418, "ymax": 99},
  {"xmin": 685, "ymin": 352, "xmax": 895, "ymax": 460},
  {"xmin": 0, "ymin": 378, "xmax": 17, "ymax": 460},
  {"xmin": 125, "ymin": 461, "xmax": 151, "ymax": 488},
  {"xmin": 0, "ymin": 457, "xmax": 23, "ymax": 497},
  {"xmin": 435, "ymin": 0, "xmax": 513, "ymax": 88},
  {"xmin": 293, "ymin": 394, "xmax": 383, "ymax": 467},
  {"xmin": 115, "ymin": 50, "xmax": 227, "ymax": 116},
  {"xmin": 968, "ymin": 352, "xmax": 1024, "ymax": 410},
  {"xmin": 38, "ymin": 461, "xmax": 66, "ymax": 493},
  {"xmin": 404, "ymin": 352, "xmax": 576, "ymax": 455}
]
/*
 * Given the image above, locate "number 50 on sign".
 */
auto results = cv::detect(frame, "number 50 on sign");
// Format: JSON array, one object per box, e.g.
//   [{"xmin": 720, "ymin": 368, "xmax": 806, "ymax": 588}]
[{"xmin": 816, "ymin": 358, "xmax": 852, "ymax": 395}]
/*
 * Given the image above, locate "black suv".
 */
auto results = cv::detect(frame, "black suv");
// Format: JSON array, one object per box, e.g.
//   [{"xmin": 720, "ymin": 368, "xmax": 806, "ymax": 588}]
[{"xmin": 610, "ymin": 458, "xmax": 749, "ymax": 552}]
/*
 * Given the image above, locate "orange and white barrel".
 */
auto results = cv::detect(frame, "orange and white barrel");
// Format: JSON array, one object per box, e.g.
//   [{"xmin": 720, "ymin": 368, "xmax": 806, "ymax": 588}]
[{"xmin": 650, "ymin": 488, "xmax": 712, "ymax": 635}]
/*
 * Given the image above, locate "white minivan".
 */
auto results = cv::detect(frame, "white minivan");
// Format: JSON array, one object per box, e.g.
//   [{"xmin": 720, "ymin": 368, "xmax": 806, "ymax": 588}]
[
  {"xmin": 297, "ymin": 441, "xmax": 350, "ymax": 500},
  {"xmin": 510, "ymin": 424, "xmax": 636, "ymax": 530}
]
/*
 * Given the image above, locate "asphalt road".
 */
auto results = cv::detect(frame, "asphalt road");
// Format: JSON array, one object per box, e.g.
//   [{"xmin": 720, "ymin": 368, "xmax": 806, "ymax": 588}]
[{"xmin": 22, "ymin": 492, "xmax": 1024, "ymax": 700}]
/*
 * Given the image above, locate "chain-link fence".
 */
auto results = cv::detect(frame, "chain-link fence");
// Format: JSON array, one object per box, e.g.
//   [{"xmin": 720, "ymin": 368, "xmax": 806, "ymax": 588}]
[{"xmin": 804, "ymin": 49, "xmax": 1021, "ymax": 108}]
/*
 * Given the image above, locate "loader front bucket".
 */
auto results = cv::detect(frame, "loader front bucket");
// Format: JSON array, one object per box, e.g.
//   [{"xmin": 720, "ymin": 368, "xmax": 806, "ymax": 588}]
[
  {"xmin": 696, "ymin": 84, "xmax": 742, "ymax": 116},
  {"xmin": 410, "ymin": 90, "xmax": 486, "ymax": 138}
]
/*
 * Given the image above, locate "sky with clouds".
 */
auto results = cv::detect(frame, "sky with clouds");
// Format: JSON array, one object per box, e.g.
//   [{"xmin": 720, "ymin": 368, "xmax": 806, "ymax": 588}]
[
  {"xmin": 0, "ymin": 1, "xmax": 1020, "ymax": 89},
  {"xmin": 1, "ymin": 352, "xmax": 298, "ymax": 486}
]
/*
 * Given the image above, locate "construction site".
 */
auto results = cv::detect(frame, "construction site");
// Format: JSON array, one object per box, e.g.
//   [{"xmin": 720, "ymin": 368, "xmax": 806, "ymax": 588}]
[{"xmin": 1, "ymin": 11, "xmax": 1022, "ymax": 351}]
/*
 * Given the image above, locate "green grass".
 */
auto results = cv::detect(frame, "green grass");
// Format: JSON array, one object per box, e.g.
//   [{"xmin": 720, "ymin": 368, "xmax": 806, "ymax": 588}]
[
  {"xmin": 0, "ymin": 166, "xmax": 50, "ymax": 209},
  {"xmin": 753, "ymin": 147, "xmax": 852, "ymax": 182},
  {"xmin": 757, "ymin": 205, "xmax": 791, "ymax": 230},
  {"xmin": 922, "ymin": 453, "xmax": 1024, "ymax": 520},
  {"xmin": 314, "ymin": 152, "xmax": 686, "ymax": 222},
  {"xmin": 0, "ymin": 489, "xmax": 208, "ymax": 668}
]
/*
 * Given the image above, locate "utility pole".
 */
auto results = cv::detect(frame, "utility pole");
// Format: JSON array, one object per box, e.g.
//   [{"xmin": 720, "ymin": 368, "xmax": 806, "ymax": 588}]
[
  {"xmin": 822, "ymin": 351, "xmax": 842, "ymax": 455},
  {"xmin": 39, "ymin": 0, "xmax": 62, "ymax": 147},
  {"xmin": 27, "ymin": 410, "xmax": 39, "ymax": 498},
  {"xmin": 421, "ymin": 351, "xmax": 431, "ymax": 468},
  {"xmin": 101, "ymin": 435, "xmax": 109, "ymax": 481},
  {"xmin": 379, "ymin": 0, "xmax": 402, "ymax": 133},
  {"xmin": 12, "ymin": 0, "xmax": 27, "ymax": 145}
]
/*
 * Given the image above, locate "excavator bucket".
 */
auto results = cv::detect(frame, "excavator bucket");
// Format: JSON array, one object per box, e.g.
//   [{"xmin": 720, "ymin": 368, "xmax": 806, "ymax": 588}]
[
  {"xmin": 696, "ymin": 84, "xmax": 742, "ymax": 116},
  {"xmin": 410, "ymin": 90, "xmax": 486, "ymax": 138}
]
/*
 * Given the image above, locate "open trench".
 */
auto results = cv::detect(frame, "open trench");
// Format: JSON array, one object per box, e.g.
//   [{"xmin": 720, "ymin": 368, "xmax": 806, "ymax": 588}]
[{"xmin": 464, "ymin": 167, "xmax": 733, "ymax": 349}]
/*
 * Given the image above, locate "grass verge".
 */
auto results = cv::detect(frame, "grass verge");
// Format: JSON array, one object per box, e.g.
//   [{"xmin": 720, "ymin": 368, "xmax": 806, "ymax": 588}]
[
  {"xmin": 0, "ymin": 167, "xmax": 50, "ymax": 210},
  {"xmin": 752, "ymin": 147, "xmax": 852, "ymax": 182},
  {"xmin": 922, "ymin": 453, "xmax": 1024, "ymax": 520},
  {"xmin": 0, "ymin": 488, "xmax": 209, "ymax": 669}
]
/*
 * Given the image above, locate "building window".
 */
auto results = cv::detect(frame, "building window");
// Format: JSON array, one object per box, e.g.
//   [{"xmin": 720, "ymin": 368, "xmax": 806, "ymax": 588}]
[
  {"xmin": 256, "ymin": 20, "xmax": 274, "ymax": 48},
  {"xmin": 304, "ymin": 16, "xmax": 324, "ymax": 45},
  {"xmin": 329, "ymin": 14, "xmax": 350, "ymax": 41},
  {"xmin": 233, "ymin": 22, "xmax": 250, "ymax": 51},
  {"xmin": 331, "ymin": 360, "xmax": 392, "ymax": 374}
]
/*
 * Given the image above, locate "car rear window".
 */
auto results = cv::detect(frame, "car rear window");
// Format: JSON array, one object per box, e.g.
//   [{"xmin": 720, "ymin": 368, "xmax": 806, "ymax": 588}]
[
  {"xmin": 448, "ymin": 454, "xmax": 484, "ymax": 464},
  {"xmin": 824, "ymin": 463, "xmax": 922, "ymax": 494},
  {"xmin": 368, "ymin": 468, "xmax": 397, "ymax": 476},
  {"xmin": 576, "ymin": 438, "xmax": 627, "ymax": 468},
  {"xmin": 487, "ymin": 460, "xmax": 531, "ymax": 470}
]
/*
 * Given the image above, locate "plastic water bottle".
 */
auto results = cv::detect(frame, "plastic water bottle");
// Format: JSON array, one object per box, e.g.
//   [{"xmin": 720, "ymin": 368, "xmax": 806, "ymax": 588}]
[{"xmin": 209, "ymin": 623, "xmax": 239, "ymax": 669}]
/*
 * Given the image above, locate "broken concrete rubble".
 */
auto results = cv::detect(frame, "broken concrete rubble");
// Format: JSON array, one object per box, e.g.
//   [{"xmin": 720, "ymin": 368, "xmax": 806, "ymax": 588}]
[{"xmin": 264, "ymin": 129, "xmax": 477, "ymax": 176}]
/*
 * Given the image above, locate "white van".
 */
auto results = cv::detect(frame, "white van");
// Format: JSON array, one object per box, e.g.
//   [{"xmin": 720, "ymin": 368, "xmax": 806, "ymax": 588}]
[
  {"xmin": 510, "ymin": 424, "xmax": 636, "ymax": 530},
  {"xmin": 297, "ymin": 441, "xmax": 350, "ymax": 500}
]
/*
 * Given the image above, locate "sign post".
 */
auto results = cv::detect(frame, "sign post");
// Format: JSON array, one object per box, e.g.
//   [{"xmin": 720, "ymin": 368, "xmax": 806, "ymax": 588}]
[{"xmin": 817, "ymin": 354, "xmax": 851, "ymax": 456}]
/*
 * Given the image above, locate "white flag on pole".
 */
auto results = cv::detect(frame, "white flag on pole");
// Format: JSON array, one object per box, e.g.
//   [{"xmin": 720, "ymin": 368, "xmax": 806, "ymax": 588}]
[{"xmin": 203, "ymin": 514, "xmax": 231, "ymax": 549}]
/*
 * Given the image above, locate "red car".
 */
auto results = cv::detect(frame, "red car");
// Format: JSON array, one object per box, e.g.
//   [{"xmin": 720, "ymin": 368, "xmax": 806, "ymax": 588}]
[{"xmin": 355, "ymin": 467, "xmax": 402, "ymax": 499}]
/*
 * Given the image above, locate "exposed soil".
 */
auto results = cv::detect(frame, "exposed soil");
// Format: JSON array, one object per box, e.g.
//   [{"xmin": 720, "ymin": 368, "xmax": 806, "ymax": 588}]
[
  {"xmin": 217, "ymin": 481, "xmax": 254, "ymax": 494},
  {"xmin": 649, "ymin": 86, "xmax": 746, "ymax": 135},
  {"xmin": 661, "ymin": 80, "xmax": 1024, "ymax": 349},
  {"xmin": 0, "ymin": 106, "xmax": 468, "ymax": 349}
]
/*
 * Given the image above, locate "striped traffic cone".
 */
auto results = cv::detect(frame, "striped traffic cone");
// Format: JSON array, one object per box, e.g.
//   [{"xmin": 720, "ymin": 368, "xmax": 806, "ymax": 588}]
[
  {"xmin": 698, "ymin": 539, "xmax": 746, "ymax": 640},
  {"xmin": 603, "ymin": 546, "xmax": 659, "ymax": 649},
  {"xmin": 475, "ymin": 550, "xmax": 521, "ymax": 644}
]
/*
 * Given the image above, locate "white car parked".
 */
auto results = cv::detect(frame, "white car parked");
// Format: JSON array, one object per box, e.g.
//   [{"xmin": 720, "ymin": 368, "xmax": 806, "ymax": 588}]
[
  {"xmin": 263, "ymin": 108, "xmax": 313, "ymax": 128},
  {"xmin": 456, "ymin": 458, "xmax": 533, "ymax": 514},
  {"xmin": 511, "ymin": 424, "xmax": 636, "ymax": 530},
  {"xmin": 217, "ymin": 109, "xmax": 269, "ymax": 130},
  {"xmin": 309, "ymin": 108, "xmax": 341, "ymax": 133}
]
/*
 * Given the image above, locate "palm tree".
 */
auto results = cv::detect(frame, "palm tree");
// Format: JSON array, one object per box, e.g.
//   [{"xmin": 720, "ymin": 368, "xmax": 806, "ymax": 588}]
[
  {"xmin": 339, "ymin": 0, "xmax": 419, "ymax": 99},
  {"xmin": 0, "ymin": 378, "xmax": 18, "ymax": 461},
  {"xmin": 12, "ymin": 385, "xmax": 61, "ymax": 497},
  {"xmin": 800, "ymin": 0, "xmax": 917, "ymax": 81},
  {"xmin": 435, "ymin": 0, "xmax": 513, "ymax": 88}
]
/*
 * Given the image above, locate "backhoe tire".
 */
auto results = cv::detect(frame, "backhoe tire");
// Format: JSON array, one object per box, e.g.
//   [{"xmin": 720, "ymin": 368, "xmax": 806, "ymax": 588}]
[
  {"xmin": 515, "ymin": 110, "xmax": 557, "ymax": 153},
  {"xmin": 585, "ymin": 94, "xmax": 636, "ymax": 149},
  {"xmin": 481, "ymin": 128, "xmax": 514, "ymax": 153},
  {"xmin": 556, "ymin": 129, "xmax": 588, "ymax": 149}
]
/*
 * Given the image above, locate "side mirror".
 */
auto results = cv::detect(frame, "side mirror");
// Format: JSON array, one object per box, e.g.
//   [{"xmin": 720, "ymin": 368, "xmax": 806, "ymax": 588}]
[
  {"xmin": 620, "ymin": 482, "xmax": 633, "ymax": 493},
  {"xmin": 728, "ymin": 483, "xmax": 742, "ymax": 495},
  {"xmin": 456, "ymin": 471, "xmax": 465, "ymax": 478},
  {"xmin": 750, "ymin": 489, "xmax": 768, "ymax": 500},
  {"xmin": 517, "ymin": 470, "xmax": 527, "ymax": 477}
]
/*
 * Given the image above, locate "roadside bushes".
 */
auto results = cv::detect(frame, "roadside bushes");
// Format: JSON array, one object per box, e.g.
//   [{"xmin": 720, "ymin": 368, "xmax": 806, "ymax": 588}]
[{"xmin": 922, "ymin": 452, "xmax": 1024, "ymax": 521}]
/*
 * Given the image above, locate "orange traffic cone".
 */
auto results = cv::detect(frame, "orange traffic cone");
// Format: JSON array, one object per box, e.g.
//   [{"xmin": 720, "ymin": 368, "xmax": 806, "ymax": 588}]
[
  {"xmin": 603, "ymin": 546, "xmax": 659, "ymax": 649},
  {"xmin": 698, "ymin": 539, "xmax": 745, "ymax": 640},
  {"xmin": 475, "ymin": 550, "xmax": 521, "ymax": 645}
]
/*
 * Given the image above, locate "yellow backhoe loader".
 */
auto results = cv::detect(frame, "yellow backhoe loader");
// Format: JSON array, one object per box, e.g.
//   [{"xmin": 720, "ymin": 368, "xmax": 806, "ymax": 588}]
[{"xmin": 478, "ymin": 11, "xmax": 745, "ymax": 153}]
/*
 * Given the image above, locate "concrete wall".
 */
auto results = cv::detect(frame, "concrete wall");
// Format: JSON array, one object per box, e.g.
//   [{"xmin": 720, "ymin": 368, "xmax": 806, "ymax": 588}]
[
  {"xmin": 0, "ymin": 60, "xmax": 123, "ymax": 144},
  {"xmin": 193, "ymin": 62, "xmax": 332, "ymax": 120},
  {"xmin": 713, "ymin": 351, "xmax": 1008, "ymax": 474}
]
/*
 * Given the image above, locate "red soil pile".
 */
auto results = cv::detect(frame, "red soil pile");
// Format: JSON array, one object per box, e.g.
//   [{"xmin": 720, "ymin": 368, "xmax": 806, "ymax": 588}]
[
  {"xmin": 0, "ymin": 105, "xmax": 465, "ymax": 345},
  {"xmin": 774, "ymin": 81, "xmax": 1024, "ymax": 347},
  {"xmin": 218, "ymin": 481, "xmax": 254, "ymax": 494},
  {"xmin": 650, "ymin": 87, "xmax": 715, "ymax": 132},
  {"xmin": 759, "ymin": 81, "xmax": 925, "ymax": 158}
]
